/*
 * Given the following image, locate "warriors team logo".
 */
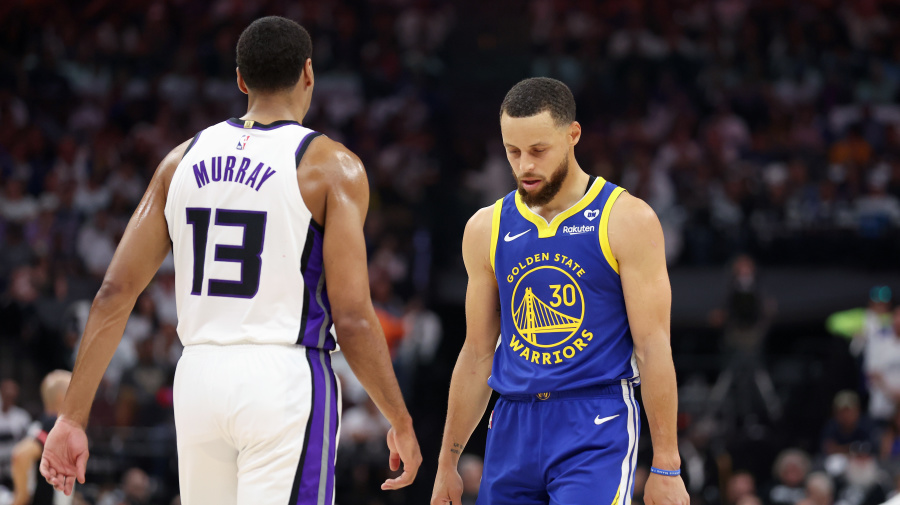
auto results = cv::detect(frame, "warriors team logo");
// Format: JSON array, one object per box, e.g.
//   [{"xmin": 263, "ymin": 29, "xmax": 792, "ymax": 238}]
[
  {"xmin": 511, "ymin": 265, "xmax": 584, "ymax": 348},
  {"xmin": 505, "ymin": 253, "xmax": 595, "ymax": 365}
]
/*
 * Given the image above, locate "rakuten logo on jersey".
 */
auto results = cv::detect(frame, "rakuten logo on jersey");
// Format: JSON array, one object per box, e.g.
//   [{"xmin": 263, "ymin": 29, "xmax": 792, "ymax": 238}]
[{"xmin": 563, "ymin": 225, "xmax": 595, "ymax": 235}]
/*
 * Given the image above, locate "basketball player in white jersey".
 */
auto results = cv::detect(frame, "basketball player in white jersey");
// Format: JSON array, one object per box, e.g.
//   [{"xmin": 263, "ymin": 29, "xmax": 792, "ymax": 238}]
[{"xmin": 38, "ymin": 16, "xmax": 421, "ymax": 505}]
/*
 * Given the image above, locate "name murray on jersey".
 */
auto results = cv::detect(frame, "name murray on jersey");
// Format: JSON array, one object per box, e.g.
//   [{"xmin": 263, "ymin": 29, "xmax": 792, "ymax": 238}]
[{"xmin": 191, "ymin": 156, "xmax": 278, "ymax": 191}]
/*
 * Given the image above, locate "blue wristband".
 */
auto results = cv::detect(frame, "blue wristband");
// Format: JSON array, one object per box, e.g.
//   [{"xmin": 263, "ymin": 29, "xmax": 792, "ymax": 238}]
[{"xmin": 650, "ymin": 466, "xmax": 681, "ymax": 477}]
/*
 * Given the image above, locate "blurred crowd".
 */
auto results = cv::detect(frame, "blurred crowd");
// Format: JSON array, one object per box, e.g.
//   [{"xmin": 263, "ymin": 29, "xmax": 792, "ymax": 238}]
[
  {"xmin": 506, "ymin": 0, "xmax": 900, "ymax": 266},
  {"xmin": 1, "ymin": 0, "xmax": 900, "ymax": 504},
  {"xmin": 661, "ymin": 288, "xmax": 900, "ymax": 505}
]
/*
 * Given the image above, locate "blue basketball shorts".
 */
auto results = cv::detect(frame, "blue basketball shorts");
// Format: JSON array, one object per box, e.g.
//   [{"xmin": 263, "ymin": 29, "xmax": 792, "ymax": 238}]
[{"xmin": 477, "ymin": 380, "xmax": 640, "ymax": 505}]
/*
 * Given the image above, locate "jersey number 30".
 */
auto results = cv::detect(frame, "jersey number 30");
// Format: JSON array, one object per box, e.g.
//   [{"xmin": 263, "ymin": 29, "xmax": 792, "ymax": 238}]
[{"xmin": 186, "ymin": 208, "xmax": 266, "ymax": 299}]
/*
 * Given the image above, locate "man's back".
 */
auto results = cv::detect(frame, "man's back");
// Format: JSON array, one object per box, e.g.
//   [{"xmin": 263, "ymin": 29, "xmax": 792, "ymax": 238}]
[{"xmin": 164, "ymin": 118, "xmax": 332, "ymax": 348}]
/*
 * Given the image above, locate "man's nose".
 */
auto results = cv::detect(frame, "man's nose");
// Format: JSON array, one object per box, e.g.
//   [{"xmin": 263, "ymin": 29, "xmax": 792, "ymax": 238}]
[{"xmin": 520, "ymin": 154, "xmax": 536, "ymax": 172}]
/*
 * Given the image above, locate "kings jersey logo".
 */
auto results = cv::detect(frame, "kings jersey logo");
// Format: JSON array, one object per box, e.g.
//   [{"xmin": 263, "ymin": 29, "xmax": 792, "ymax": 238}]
[{"xmin": 506, "ymin": 255, "xmax": 595, "ymax": 366}]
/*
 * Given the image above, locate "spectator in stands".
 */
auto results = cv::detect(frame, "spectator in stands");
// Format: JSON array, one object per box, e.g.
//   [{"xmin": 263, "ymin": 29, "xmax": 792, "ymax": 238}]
[
  {"xmin": 737, "ymin": 496, "xmax": 764, "ymax": 505},
  {"xmin": 767, "ymin": 449, "xmax": 812, "ymax": 505},
  {"xmin": 798, "ymin": 472, "xmax": 834, "ymax": 505},
  {"xmin": 9, "ymin": 370, "xmax": 71, "ymax": 505},
  {"xmin": 822, "ymin": 391, "xmax": 876, "ymax": 455},
  {"xmin": 680, "ymin": 416, "xmax": 723, "ymax": 504},
  {"xmin": 0, "ymin": 379, "xmax": 31, "ymax": 490},
  {"xmin": 96, "ymin": 467, "xmax": 152, "ymax": 505},
  {"xmin": 832, "ymin": 442, "xmax": 889, "ymax": 505},
  {"xmin": 726, "ymin": 471, "xmax": 757, "ymax": 505},
  {"xmin": 826, "ymin": 286, "xmax": 893, "ymax": 358},
  {"xmin": 878, "ymin": 407, "xmax": 900, "ymax": 466},
  {"xmin": 865, "ymin": 308, "xmax": 900, "ymax": 425}
]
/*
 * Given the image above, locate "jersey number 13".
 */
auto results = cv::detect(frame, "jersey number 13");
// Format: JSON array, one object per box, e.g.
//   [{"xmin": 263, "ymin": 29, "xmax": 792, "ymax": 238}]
[{"xmin": 185, "ymin": 207, "xmax": 266, "ymax": 299}]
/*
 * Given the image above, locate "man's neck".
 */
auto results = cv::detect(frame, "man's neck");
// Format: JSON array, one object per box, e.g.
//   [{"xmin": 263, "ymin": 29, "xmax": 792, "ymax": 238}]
[
  {"xmin": 243, "ymin": 93, "xmax": 306, "ymax": 125},
  {"xmin": 530, "ymin": 163, "xmax": 591, "ymax": 222}
]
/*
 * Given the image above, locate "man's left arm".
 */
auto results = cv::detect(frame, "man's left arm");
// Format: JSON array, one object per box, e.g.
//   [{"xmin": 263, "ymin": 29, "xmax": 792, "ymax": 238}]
[{"xmin": 609, "ymin": 194, "xmax": 688, "ymax": 505}]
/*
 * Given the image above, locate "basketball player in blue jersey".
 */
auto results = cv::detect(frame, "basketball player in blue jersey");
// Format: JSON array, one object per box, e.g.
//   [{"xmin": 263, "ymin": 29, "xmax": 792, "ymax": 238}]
[
  {"xmin": 38, "ymin": 17, "xmax": 421, "ymax": 504},
  {"xmin": 431, "ymin": 77, "xmax": 689, "ymax": 505}
]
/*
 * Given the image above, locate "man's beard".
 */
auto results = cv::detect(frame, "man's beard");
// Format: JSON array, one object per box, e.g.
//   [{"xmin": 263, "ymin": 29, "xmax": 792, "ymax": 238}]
[{"xmin": 516, "ymin": 156, "xmax": 569, "ymax": 207}]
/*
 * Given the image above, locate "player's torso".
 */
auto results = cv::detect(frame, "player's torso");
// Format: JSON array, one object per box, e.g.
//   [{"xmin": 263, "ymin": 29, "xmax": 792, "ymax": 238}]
[
  {"xmin": 164, "ymin": 118, "xmax": 334, "ymax": 349},
  {"xmin": 489, "ymin": 177, "xmax": 638, "ymax": 395}
]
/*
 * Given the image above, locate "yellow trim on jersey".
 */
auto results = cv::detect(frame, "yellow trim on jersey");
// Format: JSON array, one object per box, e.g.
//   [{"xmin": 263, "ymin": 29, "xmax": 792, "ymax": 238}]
[
  {"xmin": 489, "ymin": 198, "xmax": 503, "ymax": 272},
  {"xmin": 600, "ymin": 187, "xmax": 626, "ymax": 274},
  {"xmin": 610, "ymin": 486, "xmax": 621, "ymax": 505},
  {"xmin": 514, "ymin": 177, "xmax": 605, "ymax": 238}
]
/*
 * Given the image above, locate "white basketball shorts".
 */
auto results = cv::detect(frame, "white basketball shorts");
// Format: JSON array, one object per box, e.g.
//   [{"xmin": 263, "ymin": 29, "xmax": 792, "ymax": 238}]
[{"xmin": 173, "ymin": 344, "xmax": 341, "ymax": 505}]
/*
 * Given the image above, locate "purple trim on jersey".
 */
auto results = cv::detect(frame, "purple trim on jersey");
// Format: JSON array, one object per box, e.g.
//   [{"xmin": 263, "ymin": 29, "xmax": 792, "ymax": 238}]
[
  {"xmin": 181, "ymin": 130, "xmax": 202, "ymax": 161},
  {"xmin": 225, "ymin": 117, "xmax": 300, "ymax": 130},
  {"xmin": 294, "ymin": 348, "xmax": 338, "ymax": 505},
  {"xmin": 295, "ymin": 132, "xmax": 324, "ymax": 167},
  {"xmin": 298, "ymin": 224, "xmax": 336, "ymax": 350}
]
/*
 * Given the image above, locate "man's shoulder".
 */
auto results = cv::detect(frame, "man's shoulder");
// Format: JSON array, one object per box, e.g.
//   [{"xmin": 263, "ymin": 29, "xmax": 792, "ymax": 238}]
[
  {"xmin": 158, "ymin": 137, "xmax": 197, "ymax": 192},
  {"xmin": 467, "ymin": 205, "xmax": 497, "ymax": 237},
  {"xmin": 607, "ymin": 191, "xmax": 664, "ymax": 260},
  {"xmin": 302, "ymin": 136, "xmax": 363, "ymax": 172},
  {"xmin": 609, "ymin": 192, "xmax": 658, "ymax": 226}
]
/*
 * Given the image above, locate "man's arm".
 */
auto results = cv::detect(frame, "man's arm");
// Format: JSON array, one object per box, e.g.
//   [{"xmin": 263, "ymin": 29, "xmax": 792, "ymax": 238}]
[
  {"xmin": 11, "ymin": 438, "xmax": 41, "ymax": 505},
  {"xmin": 40, "ymin": 140, "xmax": 187, "ymax": 495},
  {"xmin": 315, "ymin": 141, "xmax": 421, "ymax": 490},
  {"xmin": 431, "ymin": 207, "xmax": 500, "ymax": 505},
  {"xmin": 609, "ymin": 194, "xmax": 688, "ymax": 505}
]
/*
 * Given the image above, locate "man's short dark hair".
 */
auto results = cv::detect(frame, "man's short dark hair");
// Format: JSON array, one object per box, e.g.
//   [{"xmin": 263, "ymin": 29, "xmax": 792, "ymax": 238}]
[
  {"xmin": 499, "ymin": 77, "xmax": 576, "ymax": 126},
  {"xmin": 236, "ymin": 16, "xmax": 312, "ymax": 93}
]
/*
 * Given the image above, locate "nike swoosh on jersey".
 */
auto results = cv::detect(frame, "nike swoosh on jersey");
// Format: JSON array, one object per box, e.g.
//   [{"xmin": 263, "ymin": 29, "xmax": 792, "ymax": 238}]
[
  {"xmin": 594, "ymin": 414, "xmax": 620, "ymax": 425},
  {"xmin": 504, "ymin": 229, "xmax": 531, "ymax": 242}
]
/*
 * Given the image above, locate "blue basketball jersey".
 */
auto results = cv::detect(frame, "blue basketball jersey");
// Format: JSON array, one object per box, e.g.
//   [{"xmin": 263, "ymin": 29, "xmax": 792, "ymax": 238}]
[{"xmin": 488, "ymin": 177, "xmax": 639, "ymax": 395}]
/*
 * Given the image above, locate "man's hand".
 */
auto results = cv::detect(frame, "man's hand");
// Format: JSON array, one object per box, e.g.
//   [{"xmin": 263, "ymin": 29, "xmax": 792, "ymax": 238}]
[
  {"xmin": 643, "ymin": 473, "xmax": 689, "ymax": 505},
  {"xmin": 430, "ymin": 463, "xmax": 464, "ymax": 505},
  {"xmin": 381, "ymin": 425, "xmax": 422, "ymax": 490},
  {"xmin": 39, "ymin": 416, "xmax": 89, "ymax": 496}
]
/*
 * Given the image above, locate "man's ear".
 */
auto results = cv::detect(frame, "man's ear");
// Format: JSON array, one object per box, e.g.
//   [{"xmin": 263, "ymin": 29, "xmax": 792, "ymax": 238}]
[
  {"xmin": 569, "ymin": 121, "xmax": 582, "ymax": 147},
  {"xmin": 303, "ymin": 58, "xmax": 314, "ymax": 88},
  {"xmin": 236, "ymin": 68, "xmax": 249, "ymax": 95}
]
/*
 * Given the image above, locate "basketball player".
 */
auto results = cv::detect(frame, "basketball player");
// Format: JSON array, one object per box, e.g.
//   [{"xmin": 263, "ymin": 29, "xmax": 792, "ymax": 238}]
[
  {"xmin": 431, "ymin": 78, "xmax": 688, "ymax": 505},
  {"xmin": 10, "ymin": 370, "xmax": 71, "ymax": 505},
  {"xmin": 39, "ymin": 16, "xmax": 421, "ymax": 504}
]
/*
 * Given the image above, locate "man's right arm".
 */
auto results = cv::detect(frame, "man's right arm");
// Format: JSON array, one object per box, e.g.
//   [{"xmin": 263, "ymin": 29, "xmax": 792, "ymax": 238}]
[
  {"xmin": 431, "ymin": 206, "xmax": 501, "ymax": 505},
  {"xmin": 318, "ymin": 142, "xmax": 421, "ymax": 490}
]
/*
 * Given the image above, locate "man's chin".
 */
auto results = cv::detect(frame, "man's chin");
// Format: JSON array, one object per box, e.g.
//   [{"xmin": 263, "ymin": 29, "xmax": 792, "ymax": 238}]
[
  {"xmin": 519, "ymin": 186, "xmax": 554, "ymax": 206},
  {"xmin": 517, "ymin": 182, "xmax": 544, "ymax": 195}
]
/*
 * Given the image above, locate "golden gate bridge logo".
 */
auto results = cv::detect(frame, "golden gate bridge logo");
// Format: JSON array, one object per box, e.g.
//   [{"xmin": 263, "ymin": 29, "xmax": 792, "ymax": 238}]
[{"xmin": 511, "ymin": 266, "xmax": 584, "ymax": 348}]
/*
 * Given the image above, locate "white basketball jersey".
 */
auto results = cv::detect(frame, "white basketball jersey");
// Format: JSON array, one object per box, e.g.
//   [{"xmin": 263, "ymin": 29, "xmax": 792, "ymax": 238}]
[{"xmin": 164, "ymin": 118, "xmax": 336, "ymax": 349}]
